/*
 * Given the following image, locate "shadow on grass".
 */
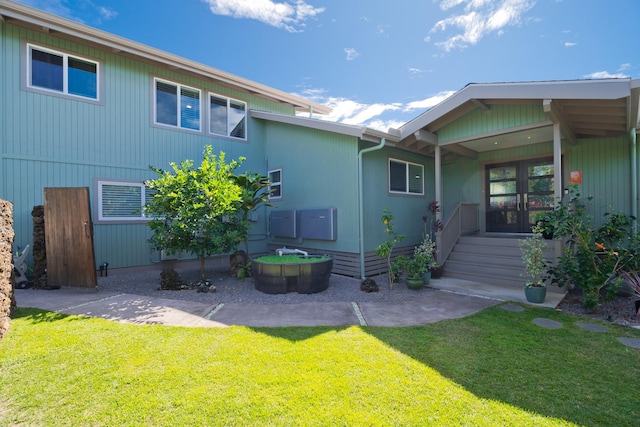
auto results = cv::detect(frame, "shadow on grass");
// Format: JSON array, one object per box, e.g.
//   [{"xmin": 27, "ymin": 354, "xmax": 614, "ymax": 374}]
[
  {"xmin": 12, "ymin": 307, "xmax": 80, "ymax": 324},
  {"xmin": 249, "ymin": 326, "xmax": 350, "ymax": 342},
  {"xmin": 365, "ymin": 303, "xmax": 640, "ymax": 427}
]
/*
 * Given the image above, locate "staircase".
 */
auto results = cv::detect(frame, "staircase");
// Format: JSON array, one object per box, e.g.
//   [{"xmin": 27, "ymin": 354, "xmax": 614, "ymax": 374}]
[{"xmin": 442, "ymin": 235, "xmax": 555, "ymax": 290}]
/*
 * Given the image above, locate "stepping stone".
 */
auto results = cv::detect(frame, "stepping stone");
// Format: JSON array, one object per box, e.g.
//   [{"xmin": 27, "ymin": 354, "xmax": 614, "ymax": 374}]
[
  {"xmin": 617, "ymin": 337, "xmax": 640, "ymax": 349},
  {"xmin": 576, "ymin": 322, "xmax": 608, "ymax": 332},
  {"xmin": 533, "ymin": 318, "xmax": 563, "ymax": 329},
  {"xmin": 501, "ymin": 304, "xmax": 524, "ymax": 313}
]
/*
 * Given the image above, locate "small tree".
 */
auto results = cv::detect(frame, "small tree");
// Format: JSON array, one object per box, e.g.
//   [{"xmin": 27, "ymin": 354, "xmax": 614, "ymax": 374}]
[
  {"xmin": 145, "ymin": 146, "xmax": 245, "ymax": 283},
  {"xmin": 376, "ymin": 208, "xmax": 405, "ymax": 289}
]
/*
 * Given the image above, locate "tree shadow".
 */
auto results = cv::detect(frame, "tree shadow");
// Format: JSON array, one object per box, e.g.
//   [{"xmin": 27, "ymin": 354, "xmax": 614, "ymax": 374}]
[{"xmin": 12, "ymin": 307, "xmax": 80, "ymax": 324}]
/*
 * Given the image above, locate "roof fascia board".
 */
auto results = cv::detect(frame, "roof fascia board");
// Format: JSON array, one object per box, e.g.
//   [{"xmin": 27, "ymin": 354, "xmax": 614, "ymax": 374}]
[
  {"xmin": 0, "ymin": 0, "xmax": 331, "ymax": 115},
  {"xmin": 400, "ymin": 79, "xmax": 632, "ymax": 139}
]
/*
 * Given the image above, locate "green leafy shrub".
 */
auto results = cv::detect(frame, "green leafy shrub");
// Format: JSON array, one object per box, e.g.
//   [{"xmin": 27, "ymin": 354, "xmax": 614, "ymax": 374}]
[{"xmin": 376, "ymin": 208, "xmax": 404, "ymax": 289}]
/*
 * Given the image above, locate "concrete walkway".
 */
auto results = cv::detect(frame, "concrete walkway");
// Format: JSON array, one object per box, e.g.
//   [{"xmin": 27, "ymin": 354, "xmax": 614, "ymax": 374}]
[{"xmin": 13, "ymin": 277, "xmax": 565, "ymax": 328}]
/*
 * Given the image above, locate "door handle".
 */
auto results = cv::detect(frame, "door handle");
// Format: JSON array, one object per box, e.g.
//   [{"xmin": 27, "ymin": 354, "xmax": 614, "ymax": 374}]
[
  {"xmin": 516, "ymin": 194, "xmax": 521, "ymax": 211},
  {"xmin": 523, "ymin": 193, "xmax": 528, "ymax": 211}
]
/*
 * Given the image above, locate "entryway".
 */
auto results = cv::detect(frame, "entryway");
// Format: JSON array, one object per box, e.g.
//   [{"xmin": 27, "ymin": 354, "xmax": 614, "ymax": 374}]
[{"xmin": 485, "ymin": 158, "xmax": 554, "ymax": 233}]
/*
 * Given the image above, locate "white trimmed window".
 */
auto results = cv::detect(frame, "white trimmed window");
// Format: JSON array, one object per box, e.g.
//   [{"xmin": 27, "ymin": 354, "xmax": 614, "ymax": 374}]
[
  {"xmin": 154, "ymin": 78, "xmax": 201, "ymax": 131},
  {"xmin": 209, "ymin": 93, "xmax": 247, "ymax": 139},
  {"xmin": 97, "ymin": 180, "xmax": 155, "ymax": 222},
  {"xmin": 388, "ymin": 158, "xmax": 424, "ymax": 195},
  {"xmin": 27, "ymin": 43, "xmax": 99, "ymax": 100},
  {"xmin": 268, "ymin": 169, "xmax": 282, "ymax": 200}
]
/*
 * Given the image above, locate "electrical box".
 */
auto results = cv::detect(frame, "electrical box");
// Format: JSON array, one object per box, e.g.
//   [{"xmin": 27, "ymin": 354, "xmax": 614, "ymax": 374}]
[
  {"xmin": 298, "ymin": 208, "xmax": 337, "ymax": 241},
  {"xmin": 270, "ymin": 210, "xmax": 297, "ymax": 238}
]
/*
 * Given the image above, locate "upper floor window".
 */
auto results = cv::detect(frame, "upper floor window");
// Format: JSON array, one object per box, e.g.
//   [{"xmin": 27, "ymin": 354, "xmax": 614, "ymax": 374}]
[
  {"xmin": 209, "ymin": 93, "xmax": 247, "ymax": 139},
  {"xmin": 389, "ymin": 158, "xmax": 424, "ymax": 195},
  {"xmin": 27, "ymin": 43, "xmax": 99, "ymax": 100},
  {"xmin": 154, "ymin": 78, "xmax": 201, "ymax": 131}
]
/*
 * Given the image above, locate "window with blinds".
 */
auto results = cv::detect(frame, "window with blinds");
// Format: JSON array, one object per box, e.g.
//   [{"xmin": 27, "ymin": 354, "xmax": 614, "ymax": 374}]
[
  {"xmin": 388, "ymin": 158, "xmax": 424, "ymax": 195},
  {"xmin": 154, "ymin": 78, "xmax": 201, "ymax": 131},
  {"xmin": 97, "ymin": 181, "xmax": 154, "ymax": 222},
  {"xmin": 27, "ymin": 43, "xmax": 99, "ymax": 100},
  {"xmin": 209, "ymin": 93, "xmax": 247, "ymax": 140}
]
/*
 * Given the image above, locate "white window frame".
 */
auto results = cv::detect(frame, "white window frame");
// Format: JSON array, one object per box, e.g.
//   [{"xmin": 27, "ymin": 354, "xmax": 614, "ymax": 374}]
[
  {"xmin": 208, "ymin": 92, "xmax": 247, "ymax": 140},
  {"xmin": 24, "ymin": 42, "xmax": 101, "ymax": 102},
  {"xmin": 388, "ymin": 158, "xmax": 424, "ymax": 195},
  {"xmin": 268, "ymin": 168, "xmax": 283, "ymax": 200},
  {"xmin": 96, "ymin": 180, "xmax": 154, "ymax": 223},
  {"xmin": 153, "ymin": 77, "xmax": 202, "ymax": 132}
]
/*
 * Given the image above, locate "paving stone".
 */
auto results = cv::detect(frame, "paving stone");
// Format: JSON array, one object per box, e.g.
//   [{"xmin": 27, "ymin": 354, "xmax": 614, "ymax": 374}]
[
  {"xmin": 533, "ymin": 318, "xmax": 563, "ymax": 329},
  {"xmin": 500, "ymin": 304, "xmax": 524, "ymax": 313},
  {"xmin": 576, "ymin": 322, "xmax": 608, "ymax": 332},
  {"xmin": 617, "ymin": 337, "xmax": 640, "ymax": 349}
]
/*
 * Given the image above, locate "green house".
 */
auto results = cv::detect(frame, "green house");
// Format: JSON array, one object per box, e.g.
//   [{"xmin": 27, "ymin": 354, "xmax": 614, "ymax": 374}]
[{"xmin": 2, "ymin": 1, "xmax": 640, "ymax": 292}]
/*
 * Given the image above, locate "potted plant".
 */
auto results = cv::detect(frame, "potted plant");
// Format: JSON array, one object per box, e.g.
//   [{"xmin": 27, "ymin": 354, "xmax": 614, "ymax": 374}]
[
  {"xmin": 414, "ymin": 236, "xmax": 437, "ymax": 285},
  {"xmin": 393, "ymin": 254, "xmax": 428, "ymax": 290},
  {"xmin": 519, "ymin": 224, "xmax": 549, "ymax": 303}
]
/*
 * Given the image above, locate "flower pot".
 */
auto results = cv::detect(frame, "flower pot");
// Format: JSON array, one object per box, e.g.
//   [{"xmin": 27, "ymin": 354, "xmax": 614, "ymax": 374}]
[
  {"xmin": 406, "ymin": 277, "xmax": 423, "ymax": 290},
  {"xmin": 524, "ymin": 285, "xmax": 546, "ymax": 303},
  {"xmin": 430, "ymin": 265, "xmax": 443, "ymax": 279},
  {"xmin": 423, "ymin": 270, "xmax": 432, "ymax": 286}
]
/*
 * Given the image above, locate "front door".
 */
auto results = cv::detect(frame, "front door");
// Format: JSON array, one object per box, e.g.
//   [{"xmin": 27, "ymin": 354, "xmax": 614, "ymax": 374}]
[{"xmin": 486, "ymin": 158, "xmax": 554, "ymax": 233}]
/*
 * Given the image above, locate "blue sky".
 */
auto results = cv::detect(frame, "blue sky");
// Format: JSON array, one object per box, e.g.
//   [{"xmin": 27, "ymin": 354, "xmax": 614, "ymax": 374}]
[{"xmin": 15, "ymin": 0, "xmax": 640, "ymax": 131}]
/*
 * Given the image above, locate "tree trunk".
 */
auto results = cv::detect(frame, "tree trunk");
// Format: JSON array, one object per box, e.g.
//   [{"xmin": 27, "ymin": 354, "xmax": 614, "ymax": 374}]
[{"xmin": 200, "ymin": 255, "xmax": 206, "ymax": 283}]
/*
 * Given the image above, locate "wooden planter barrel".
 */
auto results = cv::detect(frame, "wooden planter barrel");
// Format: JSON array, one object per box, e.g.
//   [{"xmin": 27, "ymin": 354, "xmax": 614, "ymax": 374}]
[{"xmin": 252, "ymin": 256, "xmax": 333, "ymax": 294}]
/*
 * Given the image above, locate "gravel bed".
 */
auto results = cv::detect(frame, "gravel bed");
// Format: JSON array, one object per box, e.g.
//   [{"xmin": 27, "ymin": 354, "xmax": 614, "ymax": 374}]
[
  {"xmin": 97, "ymin": 263, "xmax": 431, "ymax": 305},
  {"xmin": 557, "ymin": 288, "xmax": 640, "ymax": 327}
]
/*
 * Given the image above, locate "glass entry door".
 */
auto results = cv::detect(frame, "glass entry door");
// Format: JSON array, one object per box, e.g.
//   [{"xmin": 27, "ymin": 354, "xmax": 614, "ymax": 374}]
[{"xmin": 486, "ymin": 158, "xmax": 554, "ymax": 233}]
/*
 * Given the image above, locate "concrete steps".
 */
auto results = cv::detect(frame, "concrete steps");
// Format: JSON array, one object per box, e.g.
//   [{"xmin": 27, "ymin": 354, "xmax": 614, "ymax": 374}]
[{"xmin": 443, "ymin": 235, "xmax": 557, "ymax": 290}]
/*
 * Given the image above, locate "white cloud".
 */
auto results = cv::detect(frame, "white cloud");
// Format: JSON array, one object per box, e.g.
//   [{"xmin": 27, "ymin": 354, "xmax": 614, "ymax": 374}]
[
  {"xmin": 344, "ymin": 48, "xmax": 360, "ymax": 60},
  {"xmin": 564, "ymin": 41, "xmax": 577, "ymax": 47},
  {"xmin": 296, "ymin": 89, "xmax": 456, "ymax": 132},
  {"xmin": 584, "ymin": 71, "xmax": 629, "ymax": 79},
  {"xmin": 427, "ymin": 0, "xmax": 536, "ymax": 52},
  {"xmin": 201, "ymin": 0, "xmax": 324, "ymax": 32}
]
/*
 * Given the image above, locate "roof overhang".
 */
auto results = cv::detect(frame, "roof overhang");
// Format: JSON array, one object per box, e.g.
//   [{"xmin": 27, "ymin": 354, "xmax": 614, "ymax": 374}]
[
  {"xmin": 0, "ymin": 0, "xmax": 331, "ymax": 115},
  {"xmin": 398, "ymin": 79, "xmax": 640, "ymax": 158},
  {"xmin": 251, "ymin": 110, "xmax": 400, "ymax": 144}
]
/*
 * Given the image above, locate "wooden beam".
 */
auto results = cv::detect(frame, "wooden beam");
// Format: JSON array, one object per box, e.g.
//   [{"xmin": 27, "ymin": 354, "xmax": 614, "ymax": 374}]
[
  {"xmin": 442, "ymin": 144, "xmax": 478, "ymax": 159},
  {"xmin": 544, "ymin": 99, "xmax": 578, "ymax": 145},
  {"xmin": 413, "ymin": 129, "xmax": 438, "ymax": 145},
  {"xmin": 472, "ymin": 99, "xmax": 490, "ymax": 111}
]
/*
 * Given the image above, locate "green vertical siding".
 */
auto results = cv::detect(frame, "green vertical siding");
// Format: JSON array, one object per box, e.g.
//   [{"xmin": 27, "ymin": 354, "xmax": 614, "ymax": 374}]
[
  {"xmin": 362, "ymin": 147, "xmax": 435, "ymax": 252},
  {"xmin": 0, "ymin": 21, "xmax": 298, "ymax": 268},
  {"xmin": 264, "ymin": 123, "xmax": 361, "ymax": 252}
]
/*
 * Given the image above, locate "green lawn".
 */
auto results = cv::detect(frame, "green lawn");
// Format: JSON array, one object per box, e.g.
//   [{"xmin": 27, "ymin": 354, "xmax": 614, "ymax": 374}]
[{"xmin": 1, "ymin": 304, "xmax": 638, "ymax": 426}]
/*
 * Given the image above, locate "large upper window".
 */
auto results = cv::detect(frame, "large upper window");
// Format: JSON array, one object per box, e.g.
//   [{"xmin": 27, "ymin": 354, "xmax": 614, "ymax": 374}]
[
  {"xmin": 389, "ymin": 158, "xmax": 424, "ymax": 195},
  {"xmin": 96, "ymin": 180, "xmax": 155, "ymax": 222},
  {"xmin": 154, "ymin": 78, "xmax": 201, "ymax": 131},
  {"xmin": 209, "ymin": 93, "xmax": 247, "ymax": 139},
  {"xmin": 27, "ymin": 43, "xmax": 99, "ymax": 100}
]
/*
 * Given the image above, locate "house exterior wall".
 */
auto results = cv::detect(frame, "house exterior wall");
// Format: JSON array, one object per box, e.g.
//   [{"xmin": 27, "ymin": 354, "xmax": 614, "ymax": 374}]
[
  {"xmin": 361, "ymin": 146, "xmax": 435, "ymax": 253},
  {"xmin": 263, "ymin": 122, "xmax": 361, "ymax": 253},
  {"xmin": 437, "ymin": 104, "xmax": 549, "ymax": 142},
  {"xmin": 0, "ymin": 20, "xmax": 295, "ymax": 268}
]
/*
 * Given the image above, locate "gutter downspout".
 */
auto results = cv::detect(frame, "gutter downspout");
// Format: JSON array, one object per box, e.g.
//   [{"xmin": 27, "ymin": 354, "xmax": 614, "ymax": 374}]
[
  {"xmin": 358, "ymin": 138, "xmax": 386, "ymax": 279},
  {"xmin": 632, "ymin": 128, "xmax": 638, "ymax": 233}
]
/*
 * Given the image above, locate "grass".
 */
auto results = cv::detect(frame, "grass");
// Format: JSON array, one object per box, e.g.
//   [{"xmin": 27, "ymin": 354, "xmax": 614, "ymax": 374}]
[{"xmin": 1, "ymin": 305, "xmax": 639, "ymax": 426}]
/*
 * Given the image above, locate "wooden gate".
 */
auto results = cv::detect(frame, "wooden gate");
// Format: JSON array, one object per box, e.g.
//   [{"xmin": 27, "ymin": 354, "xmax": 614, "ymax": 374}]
[{"xmin": 44, "ymin": 187, "xmax": 97, "ymax": 288}]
